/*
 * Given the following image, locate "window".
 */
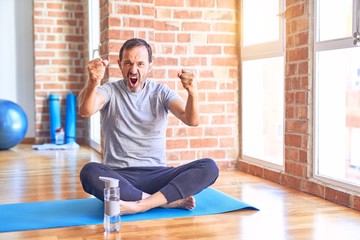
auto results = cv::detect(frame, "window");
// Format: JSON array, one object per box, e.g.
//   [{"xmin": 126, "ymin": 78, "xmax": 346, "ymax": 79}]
[
  {"xmin": 241, "ymin": 0, "xmax": 285, "ymax": 168},
  {"xmin": 88, "ymin": 0, "xmax": 101, "ymax": 152},
  {"xmin": 314, "ymin": 0, "xmax": 360, "ymax": 189}
]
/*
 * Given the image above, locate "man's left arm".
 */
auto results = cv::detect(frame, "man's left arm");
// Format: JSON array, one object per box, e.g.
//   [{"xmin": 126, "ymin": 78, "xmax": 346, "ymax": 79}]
[{"xmin": 169, "ymin": 69, "xmax": 199, "ymax": 126}]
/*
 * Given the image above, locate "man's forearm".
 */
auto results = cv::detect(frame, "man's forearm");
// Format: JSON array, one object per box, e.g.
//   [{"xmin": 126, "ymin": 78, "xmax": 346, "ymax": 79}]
[
  {"xmin": 79, "ymin": 58, "xmax": 108, "ymax": 117},
  {"xmin": 78, "ymin": 81, "xmax": 100, "ymax": 117},
  {"xmin": 184, "ymin": 91, "xmax": 199, "ymax": 126}
]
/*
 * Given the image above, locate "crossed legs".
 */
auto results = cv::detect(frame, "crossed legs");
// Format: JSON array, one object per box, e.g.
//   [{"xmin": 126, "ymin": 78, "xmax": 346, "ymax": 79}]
[{"xmin": 80, "ymin": 158, "xmax": 219, "ymax": 215}]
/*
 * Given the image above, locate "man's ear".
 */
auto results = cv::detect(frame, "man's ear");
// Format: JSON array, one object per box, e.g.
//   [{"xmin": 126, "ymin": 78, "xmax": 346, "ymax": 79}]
[
  {"xmin": 118, "ymin": 59, "xmax": 125, "ymax": 78},
  {"xmin": 149, "ymin": 62, "xmax": 153, "ymax": 72}
]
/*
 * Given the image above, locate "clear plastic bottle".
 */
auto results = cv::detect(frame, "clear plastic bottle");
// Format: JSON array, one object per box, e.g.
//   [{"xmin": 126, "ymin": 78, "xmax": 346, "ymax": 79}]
[
  {"xmin": 55, "ymin": 127, "xmax": 64, "ymax": 145},
  {"xmin": 99, "ymin": 177, "xmax": 120, "ymax": 233}
]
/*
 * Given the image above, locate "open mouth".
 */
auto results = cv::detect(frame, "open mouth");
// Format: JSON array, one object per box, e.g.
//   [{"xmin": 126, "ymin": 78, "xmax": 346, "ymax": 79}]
[{"xmin": 128, "ymin": 75, "xmax": 138, "ymax": 86}]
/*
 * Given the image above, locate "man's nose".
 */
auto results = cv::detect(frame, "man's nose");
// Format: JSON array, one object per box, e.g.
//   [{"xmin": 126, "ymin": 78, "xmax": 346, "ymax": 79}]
[{"xmin": 130, "ymin": 64, "xmax": 137, "ymax": 74}]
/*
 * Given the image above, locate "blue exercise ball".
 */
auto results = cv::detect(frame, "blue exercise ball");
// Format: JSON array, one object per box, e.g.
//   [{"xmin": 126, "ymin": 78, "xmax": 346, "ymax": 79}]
[{"xmin": 0, "ymin": 99, "xmax": 28, "ymax": 150}]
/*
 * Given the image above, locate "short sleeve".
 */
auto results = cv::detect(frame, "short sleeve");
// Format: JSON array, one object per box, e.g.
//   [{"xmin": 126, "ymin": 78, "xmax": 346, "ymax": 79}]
[
  {"xmin": 97, "ymin": 82, "xmax": 113, "ymax": 106},
  {"xmin": 161, "ymin": 84, "xmax": 181, "ymax": 112}
]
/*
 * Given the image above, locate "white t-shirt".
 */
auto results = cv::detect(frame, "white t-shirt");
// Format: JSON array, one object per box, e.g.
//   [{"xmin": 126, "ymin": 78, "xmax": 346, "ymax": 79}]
[{"xmin": 98, "ymin": 79, "xmax": 180, "ymax": 168}]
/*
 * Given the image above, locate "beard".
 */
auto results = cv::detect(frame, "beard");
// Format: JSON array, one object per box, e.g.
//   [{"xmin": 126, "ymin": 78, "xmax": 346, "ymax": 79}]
[{"xmin": 125, "ymin": 72, "xmax": 146, "ymax": 93}]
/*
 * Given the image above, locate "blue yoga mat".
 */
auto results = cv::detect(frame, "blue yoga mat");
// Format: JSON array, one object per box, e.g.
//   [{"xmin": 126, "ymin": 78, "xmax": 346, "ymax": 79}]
[{"xmin": 0, "ymin": 188, "xmax": 258, "ymax": 232}]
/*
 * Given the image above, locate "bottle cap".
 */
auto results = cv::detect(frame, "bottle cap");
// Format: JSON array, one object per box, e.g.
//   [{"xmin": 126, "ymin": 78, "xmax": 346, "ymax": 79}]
[
  {"xmin": 99, "ymin": 176, "xmax": 119, "ymax": 188},
  {"xmin": 55, "ymin": 127, "xmax": 64, "ymax": 133}
]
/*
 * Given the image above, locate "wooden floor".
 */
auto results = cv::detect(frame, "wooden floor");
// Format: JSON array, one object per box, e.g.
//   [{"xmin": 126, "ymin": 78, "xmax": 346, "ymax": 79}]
[{"xmin": 1, "ymin": 145, "xmax": 360, "ymax": 240}]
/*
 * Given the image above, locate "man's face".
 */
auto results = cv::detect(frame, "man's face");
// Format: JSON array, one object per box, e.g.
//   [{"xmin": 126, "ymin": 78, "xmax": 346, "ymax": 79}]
[{"xmin": 118, "ymin": 46, "xmax": 152, "ymax": 93}]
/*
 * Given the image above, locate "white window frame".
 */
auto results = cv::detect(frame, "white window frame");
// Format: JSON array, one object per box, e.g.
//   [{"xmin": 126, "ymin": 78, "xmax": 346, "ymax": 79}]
[
  {"xmin": 88, "ymin": 0, "xmax": 101, "ymax": 152},
  {"xmin": 240, "ymin": 0, "xmax": 286, "ymax": 170},
  {"xmin": 313, "ymin": 0, "xmax": 360, "ymax": 191},
  {"xmin": 241, "ymin": 0, "xmax": 285, "ymax": 60}
]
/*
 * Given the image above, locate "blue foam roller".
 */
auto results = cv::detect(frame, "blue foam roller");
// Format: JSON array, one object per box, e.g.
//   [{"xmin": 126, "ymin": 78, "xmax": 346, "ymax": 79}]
[
  {"xmin": 65, "ymin": 93, "xmax": 76, "ymax": 143},
  {"xmin": 48, "ymin": 94, "xmax": 61, "ymax": 143}
]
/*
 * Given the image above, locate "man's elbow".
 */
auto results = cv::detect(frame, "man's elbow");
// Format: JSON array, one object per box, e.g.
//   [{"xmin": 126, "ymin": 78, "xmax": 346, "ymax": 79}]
[
  {"xmin": 79, "ymin": 112, "xmax": 90, "ymax": 118},
  {"xmin": 78, "ymin": 107, "xmax": 92, "ymax": 118},
  {"xmin": 190, "ymin": 122, "xmax": 199, "ymax": 127},
  {"xmin": 187, "ymin": 118, "xmax": 199, "ymax": 127},
  {"xmin": 79, "ymin": 112, "xmax": 91, "ymax": 118}
]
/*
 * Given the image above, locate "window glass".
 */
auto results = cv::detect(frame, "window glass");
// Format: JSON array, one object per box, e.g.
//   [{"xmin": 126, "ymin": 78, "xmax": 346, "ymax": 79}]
[
  {"xmin": 243, "ymin": 0, "xmax": 280, "ymax": 46},
  {"xmin": 316, "ymin": 47, "xmax": 360, "ymax": 185},
  {"xmin": 242, "ymin": 57, "xmax": 284, "ymax": 165},
  {"xmin": 317, "ymin": 0, "xmax": 353, "ymax": 41}
]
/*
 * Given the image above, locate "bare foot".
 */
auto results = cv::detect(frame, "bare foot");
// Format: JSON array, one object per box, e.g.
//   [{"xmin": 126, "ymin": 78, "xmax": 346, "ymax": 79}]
[
  {"xmin": 119, "ymin": 195, "xmax": 196, "ymax": 215},
  {"xmin": 161, "ymin": 196, "xmax": 196, "ymax": 210},
  {"xmin": 120, "ymin": 200, "xmax": 144, "ymax": 215}
]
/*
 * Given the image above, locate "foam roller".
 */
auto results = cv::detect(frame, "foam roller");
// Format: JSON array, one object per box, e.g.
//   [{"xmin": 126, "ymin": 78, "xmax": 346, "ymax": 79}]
[
  {"xmin": 65, "ymin": 93, "xmax": 77, "ymax": 143},
  {"xmin": 48, "ymin": 94, "xmax": 61, "ymax": 143}
]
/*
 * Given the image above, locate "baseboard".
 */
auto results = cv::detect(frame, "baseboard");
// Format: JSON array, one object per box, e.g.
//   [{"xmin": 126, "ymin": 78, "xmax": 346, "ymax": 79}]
[{"xmin": 21, "ymin": 138, "xmax": 35, "ymax": 144}]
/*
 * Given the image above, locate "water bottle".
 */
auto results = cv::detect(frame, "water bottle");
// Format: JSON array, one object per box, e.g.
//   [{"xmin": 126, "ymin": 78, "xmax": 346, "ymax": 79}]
[
  {"xmin": 99, "ymin": 176, "xmax": 120, "ymax": 233},
  {"xmin": 55, "ymin": 127, "xmax": 64, "ymax": 145}
]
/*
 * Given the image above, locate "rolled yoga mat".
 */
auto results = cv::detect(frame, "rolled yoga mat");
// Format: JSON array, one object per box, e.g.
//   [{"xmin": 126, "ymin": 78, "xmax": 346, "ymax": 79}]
[
  {"xmin": 48, "ymin": 94, "xmax": 61, "ymax": 144},
  {"xmin": 65, "ymin": 93, "xmax": 76, "ymax": 143},
  {"xmin": 0, "ymin": 188, "xmax": 258, "ymax": 232}
]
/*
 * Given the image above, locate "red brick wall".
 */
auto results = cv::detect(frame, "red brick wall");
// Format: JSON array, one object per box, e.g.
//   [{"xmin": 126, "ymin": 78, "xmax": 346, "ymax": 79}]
[
  {"xmin": 33, "ymin": 0, "xmax": 86, "ymax": 144},
  {"xmin": 33, "ymin": 0, "xmax": 239, "ymax": 166},
  {"xmin": 100, "ymin": 0, "xmax": 239, "ymax": 167}
]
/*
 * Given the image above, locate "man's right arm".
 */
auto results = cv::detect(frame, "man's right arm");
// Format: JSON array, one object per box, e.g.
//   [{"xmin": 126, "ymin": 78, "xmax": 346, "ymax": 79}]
[{"xmin": 78, "ymin": 58, "xmax": 108, "ymax": 117}]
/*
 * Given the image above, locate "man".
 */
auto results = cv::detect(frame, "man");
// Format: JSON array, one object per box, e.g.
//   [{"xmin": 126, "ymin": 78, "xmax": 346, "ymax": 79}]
[{"xmin": 79, "ymin": 38, "xmax": 219, "ymax": 215}]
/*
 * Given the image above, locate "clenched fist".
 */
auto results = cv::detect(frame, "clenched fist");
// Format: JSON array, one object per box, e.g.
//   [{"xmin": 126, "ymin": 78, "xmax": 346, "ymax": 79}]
[
  {"xmin": 87, "ymin": 58, "xmax": 109, "ymax": 84},
  {"xmin": 177, "ymin": 69, "xmax": 198, "ymax": 94}
]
